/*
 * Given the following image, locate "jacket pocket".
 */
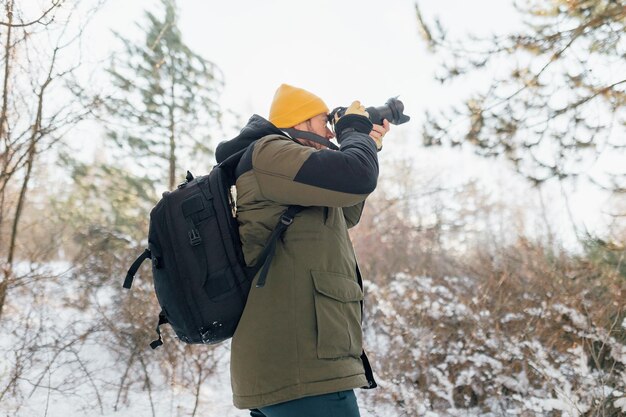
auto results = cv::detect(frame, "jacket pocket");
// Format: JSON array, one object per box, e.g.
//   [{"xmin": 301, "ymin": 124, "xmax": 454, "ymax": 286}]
[{"xmin": 311, "ymin": 270, "xmax": 363, "ymax": 359}]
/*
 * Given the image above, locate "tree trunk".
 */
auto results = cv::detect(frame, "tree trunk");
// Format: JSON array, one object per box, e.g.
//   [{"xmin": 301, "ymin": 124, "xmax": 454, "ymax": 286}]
[
  {"xmin": 0, "ymin": 0, "xmax": 12, "ymax": 140},
  {"xmin": 169, "ymin": 115, "xmax": 175, "ymax": 190},
  {"xmin": 0, "ymin": 0, "xmax": 14, "ymax": 230},
  {"xmin": 0, "ymin": 0, "xmax": 14, "ymax": 321},
  {"xmin": 0, "ymin": 125, "xmax": 36, "ymax": 321},
  {"xmin": 168, "ymin": 71, "xmax": 176, "ymax": 190},
  {"xmin": 1, "ymin": 71, "xmax": 45, "ymax": 321},
  {"xmin": 7, "ymin": 137, "xmax": 35, "ymax": 267},
  {"xmin": 0, "ymin": 276, "xmax": 7, "ymax": 322}
]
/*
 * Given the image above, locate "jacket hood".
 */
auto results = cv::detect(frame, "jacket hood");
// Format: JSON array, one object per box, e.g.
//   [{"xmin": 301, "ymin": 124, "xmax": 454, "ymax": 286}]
[{"xmin": 215, "ymin": 115, "xmax": 284, "ymax": 163}]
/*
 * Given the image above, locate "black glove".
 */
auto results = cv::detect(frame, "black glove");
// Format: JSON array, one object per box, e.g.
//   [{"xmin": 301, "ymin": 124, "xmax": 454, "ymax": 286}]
[{"xmin": 333, "ymin": 101, "xmax": 373, "ymax": 143}]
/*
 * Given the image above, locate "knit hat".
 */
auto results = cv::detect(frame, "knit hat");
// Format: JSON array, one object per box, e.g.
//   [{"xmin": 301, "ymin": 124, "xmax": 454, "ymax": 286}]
[{"xmin": 269, "ymin": 84, "xmax": 329, "ymax": 128}]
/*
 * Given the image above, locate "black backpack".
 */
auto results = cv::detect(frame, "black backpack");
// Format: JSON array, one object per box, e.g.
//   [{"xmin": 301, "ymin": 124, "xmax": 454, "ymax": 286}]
[{"xmin": 123, "ymin": 149, "xmax": 303, "ymax": 348}]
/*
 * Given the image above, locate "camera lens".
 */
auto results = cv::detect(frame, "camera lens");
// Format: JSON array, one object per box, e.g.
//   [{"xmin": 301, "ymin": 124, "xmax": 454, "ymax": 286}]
[{"xmin": 366, "ymin": 98, "xmax": 410, "ymax": 126}]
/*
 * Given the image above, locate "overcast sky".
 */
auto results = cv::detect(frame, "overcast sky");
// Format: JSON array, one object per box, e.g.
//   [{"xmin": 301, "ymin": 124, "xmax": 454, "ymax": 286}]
[
  {"xmin": 82, "ymin": 0, "xmax": 528, "ymax": 170},
  {"xmin": 86, "ymin": 0, "xmax": 521, "ymax": 136},
  {"xmin": 77, "ymin": 0, "xmax": 617, "ymax": 247}
]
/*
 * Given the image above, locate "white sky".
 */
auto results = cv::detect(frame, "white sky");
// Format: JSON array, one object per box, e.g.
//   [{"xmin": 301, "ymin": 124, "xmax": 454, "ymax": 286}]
[
  {"xmin": 75, "ymin": 0, "xmax": 619, "ymax": 248},
  {"xmin": 87, "ymin": 0, "xmax": 520, "ymax": 135}
]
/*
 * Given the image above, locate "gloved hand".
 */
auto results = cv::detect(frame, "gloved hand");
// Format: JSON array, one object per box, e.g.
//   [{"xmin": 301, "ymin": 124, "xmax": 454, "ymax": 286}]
[
  {"xmin": 369, "ymin": 119, "xmax": 390, "ymax": 151},
  {"xmin": 333, "ymin": 100, "xmax": 369, "ymax": 123},
  {"xmin": 333, "ymin": 100, "xmax": 374, "ymax": 144}
]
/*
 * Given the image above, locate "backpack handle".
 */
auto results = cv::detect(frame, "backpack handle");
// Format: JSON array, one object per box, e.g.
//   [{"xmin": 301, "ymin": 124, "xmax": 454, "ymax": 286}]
[{"xmin": 123, "ymin": 248, "xmax": 152, "ymax": 289}]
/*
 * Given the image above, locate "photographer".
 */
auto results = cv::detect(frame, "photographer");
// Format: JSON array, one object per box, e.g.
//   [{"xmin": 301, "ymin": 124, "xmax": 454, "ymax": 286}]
[{"xmin": 215, "ymin": 84, "xmax": 390, "ymax": 417}]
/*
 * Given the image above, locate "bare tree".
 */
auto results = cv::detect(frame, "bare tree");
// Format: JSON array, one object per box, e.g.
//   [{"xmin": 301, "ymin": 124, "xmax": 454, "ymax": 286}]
[{"xmin": 0, "ymin": 0, "xmax": 103, "ymax": 318}]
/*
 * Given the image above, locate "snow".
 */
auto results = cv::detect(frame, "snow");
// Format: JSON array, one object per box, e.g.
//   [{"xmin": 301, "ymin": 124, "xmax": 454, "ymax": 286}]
[
  {"xmin": 615, "ymin": 396, "xmax": 626, "ymax": 413},
  {"xmin": 553, "ymin": 303, "xmax": 589, "ymax": 330},
  {"xmin": 2, "ymin": 271, "xmax": 625, "ymax": 416},
  {"xmin": 358, "ymin": 273, "xmax": 626, "ymax": 416},
  {"xmin": 500, "ymin": 313, "xmax": 524, "ymax": 323},
  {"xmin": 495, "ymin": 371, "xmax": 529, "ymax": 395}
]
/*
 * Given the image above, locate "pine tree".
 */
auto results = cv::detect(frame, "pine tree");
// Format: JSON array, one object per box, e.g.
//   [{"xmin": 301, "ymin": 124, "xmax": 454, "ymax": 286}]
[
  {"xmin": 416, "ymin": 0, "xmax": 625, "ymax": 192},
  {"xmin": 104, "ymin": 0, "xmax": 222, "ymax": 189}
]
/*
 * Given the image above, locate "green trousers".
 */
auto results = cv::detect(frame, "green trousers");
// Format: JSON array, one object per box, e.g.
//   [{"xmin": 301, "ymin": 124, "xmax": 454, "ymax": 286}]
[{"xmin": 249, "ymin": 390, "xmax": 361, "ymax": 417}]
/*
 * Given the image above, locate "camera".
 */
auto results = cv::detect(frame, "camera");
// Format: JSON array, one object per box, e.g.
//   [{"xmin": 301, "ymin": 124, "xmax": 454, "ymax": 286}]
[{"xmin": 329, "ymin": 97, "xmax": 410, "ymax": 126}]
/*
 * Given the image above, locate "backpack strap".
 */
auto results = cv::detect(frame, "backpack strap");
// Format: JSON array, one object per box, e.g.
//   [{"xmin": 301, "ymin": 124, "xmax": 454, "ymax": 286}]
[
  {"xmin": 123, "ymin": 248, "xmax": 152, "ymax": 289},
  {"xmin": 355, "ymin": 264, "xmax": 377, "ymax": 388},
  {"xmin": 218, "ymin": 147, "xmax": 247, "ymax": 171},
  {"xmin": 360, "ymin": 350, "xmax": 378, "ymax": 389},
  {"xmin": 251, "ymin": 205, "xmax": 304, "ymax": 288},
  {"xmin": 219, "ymin": 146, "xmax": 305, "ymax": 288},
  {"xmin": 149, "ymin": 311, "xmax": 169, "ymax": 349}
]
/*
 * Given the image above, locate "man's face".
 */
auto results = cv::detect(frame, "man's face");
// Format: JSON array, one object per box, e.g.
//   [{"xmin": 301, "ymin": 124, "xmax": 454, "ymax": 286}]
[
  {"xmin": 306, "ymin": 113, "xmax": 335, "ymax": 140},
  {"xmin": 295, "ymin": 113, "xmax": 335, "ymax": 150}
]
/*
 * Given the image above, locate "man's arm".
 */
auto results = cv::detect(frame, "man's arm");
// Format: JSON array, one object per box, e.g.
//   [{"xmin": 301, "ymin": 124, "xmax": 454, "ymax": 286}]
[
  {"xmin": 250, "ymin": 120, "xmax": 379, "ymax": 207},
  {"xmin": 343, "ymin": 202, "xmax": 365, "ymax": 229}
]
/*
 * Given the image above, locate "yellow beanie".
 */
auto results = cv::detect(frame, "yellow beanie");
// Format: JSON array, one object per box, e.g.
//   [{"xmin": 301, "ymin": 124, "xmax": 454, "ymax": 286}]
[{"xmin": 269, "ymin": 84, "xmax": 329, "ymax": 128}]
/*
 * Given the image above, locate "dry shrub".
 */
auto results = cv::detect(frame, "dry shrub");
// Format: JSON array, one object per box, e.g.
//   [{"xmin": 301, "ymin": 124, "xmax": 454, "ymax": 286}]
[
  {"xmin": 463, "ymin": 235, "xmax": 625, "ymax": 353},
  {"xmin": 357, "ymin": 232, "xmax": 625, "ymax": 416},
  {"xmin": 350, "ymin": 159, "xmax": 625, "ymax": 416}
]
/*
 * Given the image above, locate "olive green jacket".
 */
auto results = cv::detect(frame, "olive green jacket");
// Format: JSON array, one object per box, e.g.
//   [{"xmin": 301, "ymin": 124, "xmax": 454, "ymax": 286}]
[{"xmin": 216, "ymin": 115, "xmax": 378, "ymax": 409}]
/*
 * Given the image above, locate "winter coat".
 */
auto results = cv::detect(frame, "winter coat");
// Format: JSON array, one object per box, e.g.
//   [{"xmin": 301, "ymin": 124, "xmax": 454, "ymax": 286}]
[{"xmin": 215, "ymin": 115, "xmax": 379, "ymax": 410}]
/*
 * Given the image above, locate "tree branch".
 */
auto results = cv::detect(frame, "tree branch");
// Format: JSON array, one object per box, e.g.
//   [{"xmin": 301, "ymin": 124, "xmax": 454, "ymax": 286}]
[{"xmin": 0, "ymin": 0, "xmax": 62, "ymax": 28}]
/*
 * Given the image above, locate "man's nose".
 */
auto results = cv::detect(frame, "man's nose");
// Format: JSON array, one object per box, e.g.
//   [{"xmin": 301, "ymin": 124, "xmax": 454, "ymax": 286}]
[{"xmin": 325, "ymin": 126, "xmax": 335, "ymax": 139}]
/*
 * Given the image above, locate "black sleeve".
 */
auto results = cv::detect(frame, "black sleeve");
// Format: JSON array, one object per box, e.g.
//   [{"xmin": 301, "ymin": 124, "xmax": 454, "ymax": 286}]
[{"xmin": 293, "ymin": 131, "xmax": 378, "ymax": 194}]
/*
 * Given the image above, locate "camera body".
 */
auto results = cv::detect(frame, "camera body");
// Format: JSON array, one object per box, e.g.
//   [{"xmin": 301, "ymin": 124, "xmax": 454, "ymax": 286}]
[{"xmin": 329, "ymin": 97, "xmax": 410, "ymax": 126}]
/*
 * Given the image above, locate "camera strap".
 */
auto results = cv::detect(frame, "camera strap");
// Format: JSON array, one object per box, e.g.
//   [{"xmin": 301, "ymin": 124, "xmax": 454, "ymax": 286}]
[{"xmin": 282, "ymin": 128, "xmax": 340, "ymax": 151}]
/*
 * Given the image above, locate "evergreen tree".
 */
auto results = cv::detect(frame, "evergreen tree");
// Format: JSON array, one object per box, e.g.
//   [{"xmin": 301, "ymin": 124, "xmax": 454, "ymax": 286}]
[
  {"xmin": 416, "ymin": 0, "xmax": 625, "ymax": 192},
  {"xmin": 104, "ymin": 0, "xmax": 222, "ymax": 189}
]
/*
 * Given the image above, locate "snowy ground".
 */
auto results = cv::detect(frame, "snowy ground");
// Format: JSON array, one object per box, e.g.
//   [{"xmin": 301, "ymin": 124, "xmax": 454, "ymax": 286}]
[
  {"xmin": 1, "ymin": 268, "xmax": 624, "ymax": 416},
  {"xmin": 359, "ymin": 274, "xmax": 626, "ymax": 417}
]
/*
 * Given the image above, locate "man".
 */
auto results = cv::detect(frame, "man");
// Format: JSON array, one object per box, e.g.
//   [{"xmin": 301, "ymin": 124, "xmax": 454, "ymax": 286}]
[{"xmin": 215, "ymin": 84, "xmax": 390, "ymax": 417}]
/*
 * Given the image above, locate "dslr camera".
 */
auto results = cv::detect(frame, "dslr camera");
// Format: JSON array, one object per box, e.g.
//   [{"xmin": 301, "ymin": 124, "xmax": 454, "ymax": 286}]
[{"xmin": 329, "ymin": 97, "xmax": 410, "ymax": 126}]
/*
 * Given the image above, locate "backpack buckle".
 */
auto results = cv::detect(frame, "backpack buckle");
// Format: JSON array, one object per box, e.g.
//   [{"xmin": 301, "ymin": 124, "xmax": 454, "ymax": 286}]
[
  {"xmin": 280, "ymin": 215, "xmax": 293, "ymax": 226},
  {"xmin": 188, "ymin": 228, "xmax": 202, "ymax": 246}
]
